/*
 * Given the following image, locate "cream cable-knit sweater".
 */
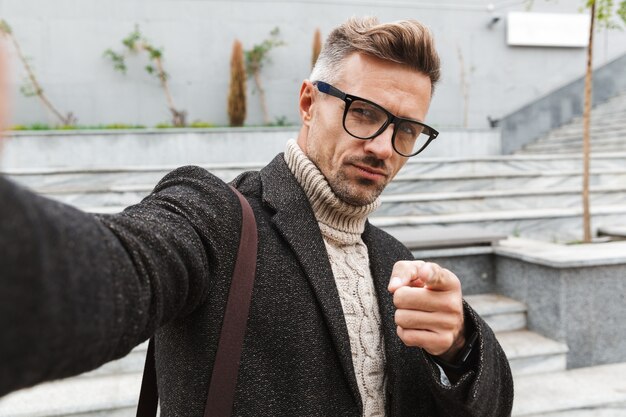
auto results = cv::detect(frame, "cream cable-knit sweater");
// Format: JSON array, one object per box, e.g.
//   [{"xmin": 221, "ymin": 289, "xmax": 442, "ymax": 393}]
[{"xmin": 284, "ymin": 139, "xmax": 387, "ymax": 417}]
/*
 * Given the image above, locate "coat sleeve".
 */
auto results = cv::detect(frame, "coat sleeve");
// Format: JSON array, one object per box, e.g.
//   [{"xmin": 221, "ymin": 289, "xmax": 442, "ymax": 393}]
[
  {"xmin": 0, "ymin": 166, "xmax": 241, "ymax": 398},
  {"xmin": 422, "ymin": 302, "xmax": 514, "ymax": 417}
]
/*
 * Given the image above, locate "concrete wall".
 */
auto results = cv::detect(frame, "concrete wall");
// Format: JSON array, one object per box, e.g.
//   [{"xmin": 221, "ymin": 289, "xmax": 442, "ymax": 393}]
[
  {"xmin": 1, "ymin": 0, "xmax": 625, "ymax": 130},
  {"xmin": 0, "ymin": 127, "xmax": 501, "ymax": 169}
]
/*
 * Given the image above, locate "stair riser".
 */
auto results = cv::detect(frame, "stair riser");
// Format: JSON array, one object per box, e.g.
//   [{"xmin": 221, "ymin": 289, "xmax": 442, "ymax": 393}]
[
  {"xmin": 483, "ymin": 313, "xmax": 527, "ymax": 333},
  {"xmin": 550, "ymin": 125, "xmax": 626, "ymax": 136},
  {"xmin": 399, "ymin": 158, "xmax": 626, "ymax": 177},
  {"xmin": 6, "ymin": 169, "xmax": 247, "ymax": 190},
  {"xmin": 520, "ymin": 150, "xmax": 626, "ymax": 156},
  {"xmin": 79, "ymin": 350, "xmax": 147, "ymax": 378},
  {"xmin": 384, "ymin": 173, "xmax": 626, "ymax": 194},
  {"xmin": 509, "ymin": 353, "xmax": 567, "ymax": 377},
  {"xmin": 558, "ymin": 115, "xmax": 626, "ymax": 125},
  {"xmin": 555, "ymin": 112, "xmax": 626, "ymax": 123},
  {"xmin": 526, "ymin": 141, "xmax": 626, "ymax": 152},
  {"xmin": 535, "ymin": 136, "xmax": 626, "ymax": 146},
  {"xmin": 7, "ymin": 156, "xmax": 626, "ymax": 193},
  {"xmin": 45, "ymin": 183, "xmax": 626, "ymax": 210},
  {"xmin": 371, "ymin": 212, "xmax": 626, "ymax": 243},
  {"xmin": 378, "ymin": 191, "xmax": 626, "ymax": 216},
  {"xmin": 0, "ymin": 374, "xmax": 141, "ymax": 417},
  {"xmin": 520, "ymin": 146, "xmax": 626, "ymax": 155},
  {"xmin": 70, "ymin": 409, "xmax": 136, "ymax": 417}
]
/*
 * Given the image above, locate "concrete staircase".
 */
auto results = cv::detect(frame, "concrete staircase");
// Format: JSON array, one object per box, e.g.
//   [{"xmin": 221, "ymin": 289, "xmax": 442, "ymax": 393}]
[
  {"xmin": 0, "ymin": 342, "xmax": 145, "ymax": 416},
  {"xmin": 466, "ymin": 294, "xmax": 568, "ymax": 378},
  {"xmin": 517, "ymin": 92, "xmax": 626, "ymax": 155},
  {"xmin": 469, "ymin": 294, "xmax": 626, "ymax": 416},
  {"xmin": 5, "ymin": 151, "xmax": 626, "ymax": 243}
]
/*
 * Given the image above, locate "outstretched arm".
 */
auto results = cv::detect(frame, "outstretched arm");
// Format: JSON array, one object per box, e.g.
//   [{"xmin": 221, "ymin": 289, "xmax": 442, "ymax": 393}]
[{"xmin": 0, "ymin": 167, "xmax": 238, "ymax": 397}]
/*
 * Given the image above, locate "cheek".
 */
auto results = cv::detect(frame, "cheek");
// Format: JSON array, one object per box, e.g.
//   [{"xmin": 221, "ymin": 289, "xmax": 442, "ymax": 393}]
[{"xmin": 389, "ymin": 157, "xmax": 408, "ymax": 178}]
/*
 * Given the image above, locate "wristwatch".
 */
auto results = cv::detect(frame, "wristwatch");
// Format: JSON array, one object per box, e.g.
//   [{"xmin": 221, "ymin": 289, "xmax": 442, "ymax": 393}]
[{"xmin": 430, "ymin": 330, "xmax": 479, "ymax": 372}]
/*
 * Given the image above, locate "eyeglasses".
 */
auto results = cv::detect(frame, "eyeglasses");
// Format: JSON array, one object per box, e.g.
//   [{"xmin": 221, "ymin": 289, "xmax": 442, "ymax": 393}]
[{"xmin": 314, "ymin": 81, "xmax": 438, "ymax": 157}]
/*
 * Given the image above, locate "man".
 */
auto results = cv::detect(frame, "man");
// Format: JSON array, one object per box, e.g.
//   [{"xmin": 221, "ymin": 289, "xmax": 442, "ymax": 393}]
[{"xmin": 0, "ymin": 17, "xmax": 513, "ymax": 416}]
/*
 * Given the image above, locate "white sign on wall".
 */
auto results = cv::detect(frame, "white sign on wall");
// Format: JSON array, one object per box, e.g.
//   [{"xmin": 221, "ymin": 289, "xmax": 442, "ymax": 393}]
[{"xmin": 507, "ymin": 12, "xmax": 590, "ymax": 48}]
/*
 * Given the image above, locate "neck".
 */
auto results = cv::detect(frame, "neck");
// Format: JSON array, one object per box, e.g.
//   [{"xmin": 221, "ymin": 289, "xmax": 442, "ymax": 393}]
[{"xmin": 284, "ymin": 139, "xmax": 380, "ymax": 242}]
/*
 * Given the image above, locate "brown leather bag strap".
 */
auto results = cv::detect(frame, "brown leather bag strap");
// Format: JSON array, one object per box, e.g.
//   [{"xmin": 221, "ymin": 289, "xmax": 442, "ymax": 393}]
[{"xmin": 136, "ymin": 185, "xmax": 258, "ymax": 417}]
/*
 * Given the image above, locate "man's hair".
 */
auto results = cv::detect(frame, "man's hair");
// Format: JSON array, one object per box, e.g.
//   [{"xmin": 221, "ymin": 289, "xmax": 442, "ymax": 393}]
[{"xmin": 310, "ymin": 17, "xmax": 441, "ymax": 93}]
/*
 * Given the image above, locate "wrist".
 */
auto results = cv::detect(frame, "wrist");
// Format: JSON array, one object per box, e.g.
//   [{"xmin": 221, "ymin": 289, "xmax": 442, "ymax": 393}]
[{"xmin": 431, "ymin": 330, "xmax": 478, "ymax": 372}]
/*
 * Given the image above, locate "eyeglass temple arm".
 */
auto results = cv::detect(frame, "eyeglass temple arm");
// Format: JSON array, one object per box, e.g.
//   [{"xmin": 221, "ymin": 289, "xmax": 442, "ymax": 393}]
[{"xmin": 315, "ymin": 81, "xmax": 346, "ymax": 100}]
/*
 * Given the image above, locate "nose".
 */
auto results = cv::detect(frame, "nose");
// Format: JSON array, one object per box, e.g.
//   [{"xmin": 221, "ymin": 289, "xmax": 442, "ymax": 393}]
[{"xmin": 362, "ymin": 124, "xmax": 395, "ymax": 160}]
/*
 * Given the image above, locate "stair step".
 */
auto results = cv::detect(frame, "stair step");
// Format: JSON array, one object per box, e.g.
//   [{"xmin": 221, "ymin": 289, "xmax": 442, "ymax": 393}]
[
  {"xmin": 371, "ymin": 204, "xmax": 626, "ymax": 226},
  {"xmin": 512, "ymin": 362, "xmax": 626, "ymax": 416},
  {"xmin": 384, "ymin": 170, "xmax": 626, "ymax": 194},
  {"xmin": 524, "ymin": 142, "xmax": 626, "ymax": 153},
  {"xmin": 42, "ymin": 183, "xmax": 626, "ymax": 213},
  {"xmin": 530, "ymin": 410, "xmax": 626, "ymax": 417},
  {"xmin": 533, "ymin": 135, "xmax": 626, "ymax": 147},
  {"xmin": 79, "ymin": 341, "xmax": 148, "ymax": 378},
  {"xmin": 465, "ymin": 294, "xmax": 527, "ymax": 332},
  {"xmin": 497, "ymin": 330, "xmax": 568, "ymax": 376},
  {"xmin": 371, "ymin": 205, "xmax": 626, "ymax": 242},
  {"xmin": 378, "ymin": 185, "xmax": 626, "ymax": 216},
  {"xmin": 4, "ymin": 165, "xmax": 257, "ymax": 191},
  {"xmin": 0, "ymin": 373, "xmax": 141, "ymax": 416}
]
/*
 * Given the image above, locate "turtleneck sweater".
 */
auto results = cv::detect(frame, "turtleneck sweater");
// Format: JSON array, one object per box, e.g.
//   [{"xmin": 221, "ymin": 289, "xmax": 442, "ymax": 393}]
[{"xmin": 284, "ymin": 139, "xmax": 387, "ymax": 417}]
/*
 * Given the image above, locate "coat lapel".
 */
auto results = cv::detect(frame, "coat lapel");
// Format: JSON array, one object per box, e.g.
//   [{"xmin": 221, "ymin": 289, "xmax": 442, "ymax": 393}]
[
  {"xmin": 259, "ymin": 155, "xmax": 361, "ymax": 408},
  {"xmin": 362, "ymin": 223, "xmax": 407, "ymax": 389}
]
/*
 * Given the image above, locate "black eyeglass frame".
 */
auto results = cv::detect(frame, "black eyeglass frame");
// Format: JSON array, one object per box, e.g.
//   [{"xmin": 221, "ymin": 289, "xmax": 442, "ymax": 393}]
[{"xmin": 314, "ymin": 81, "xmax": 439, "ymax": 157}]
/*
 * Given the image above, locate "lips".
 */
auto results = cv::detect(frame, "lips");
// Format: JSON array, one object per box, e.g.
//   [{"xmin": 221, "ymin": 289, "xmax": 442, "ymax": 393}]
[{"xmin": 352, "ymin": 163, "xmax": 388, "ymax": 179}]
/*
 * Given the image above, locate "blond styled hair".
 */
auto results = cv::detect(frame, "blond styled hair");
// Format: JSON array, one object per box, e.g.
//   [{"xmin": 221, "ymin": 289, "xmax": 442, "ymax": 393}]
[{"xmin": 310, "ymin": 17, "xmax": 441, "ymax": 93}]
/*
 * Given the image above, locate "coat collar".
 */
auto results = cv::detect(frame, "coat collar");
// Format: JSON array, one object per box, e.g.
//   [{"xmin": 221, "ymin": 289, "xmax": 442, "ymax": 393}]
[{"xmin": 259, "ymin": 154, "xmax": 362, "ymax": 410}]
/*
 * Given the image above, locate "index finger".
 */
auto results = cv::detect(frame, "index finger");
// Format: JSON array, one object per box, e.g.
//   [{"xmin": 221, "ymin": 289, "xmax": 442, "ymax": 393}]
[
  {"xmin": 388, "ymin": 261, "xmax": 457, "ymax": 293},
  {"xmin": 420, "ymin": 263, "xmax": 458, "ymax": 292}
]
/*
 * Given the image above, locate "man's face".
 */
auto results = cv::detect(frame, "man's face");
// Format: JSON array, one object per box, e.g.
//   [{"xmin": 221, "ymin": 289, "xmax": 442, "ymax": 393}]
[{"xmin": 297, "ymin": 53, "xmax": 432, "ymax": 206}]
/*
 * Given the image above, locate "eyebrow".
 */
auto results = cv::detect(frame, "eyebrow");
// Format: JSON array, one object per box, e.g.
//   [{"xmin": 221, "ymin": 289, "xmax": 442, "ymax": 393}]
[{"xmin": 353, "ymin": 93, "xmax": 425, "ymax": 124}]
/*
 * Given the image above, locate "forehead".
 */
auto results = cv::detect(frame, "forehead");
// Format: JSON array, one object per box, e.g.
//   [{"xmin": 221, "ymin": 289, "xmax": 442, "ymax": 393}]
[{"xmin": 335, "ymin": 53, "xmax": 432, "ymax": 119}]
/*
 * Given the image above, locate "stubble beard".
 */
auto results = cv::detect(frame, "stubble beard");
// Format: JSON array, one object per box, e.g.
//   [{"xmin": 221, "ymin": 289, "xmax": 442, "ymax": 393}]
[
  {"xmin": 304, "ymin": 134, "xmax": 387, "ymax": 206},
  {"xmin": 326, "ymin": 165, "xmax": 386, "ymax": 206}
]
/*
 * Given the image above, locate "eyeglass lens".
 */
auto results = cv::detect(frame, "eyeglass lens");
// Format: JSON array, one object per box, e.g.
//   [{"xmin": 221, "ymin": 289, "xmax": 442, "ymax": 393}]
[{"xmin": 345, "ymin": 99, "xmax": 429, "ymax": 156}]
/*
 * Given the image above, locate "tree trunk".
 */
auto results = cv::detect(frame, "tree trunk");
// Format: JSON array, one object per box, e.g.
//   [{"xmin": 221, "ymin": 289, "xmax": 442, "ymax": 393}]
[
  {"xmin": 582, "ymin": 2, "xmax": 595, "ymax": 243},
  {"xmin": 153, "ymin": 55, "xmax": 186, "ymax": 127}
]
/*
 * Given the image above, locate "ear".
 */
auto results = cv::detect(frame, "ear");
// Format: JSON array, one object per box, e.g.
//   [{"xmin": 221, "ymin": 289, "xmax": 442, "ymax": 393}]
[{"xmin": 299, "ymin": 80, "xmax": 316, "ymax": 126}]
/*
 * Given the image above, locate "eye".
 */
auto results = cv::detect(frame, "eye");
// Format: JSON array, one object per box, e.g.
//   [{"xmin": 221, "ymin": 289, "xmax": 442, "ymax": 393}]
[
  {"xmin": 350, "ymin": 106, "xmax": 376, "ymax": 120},
  {"xmin": 400, "ymin": 124, "xmax": 417, "ymax": 136}
]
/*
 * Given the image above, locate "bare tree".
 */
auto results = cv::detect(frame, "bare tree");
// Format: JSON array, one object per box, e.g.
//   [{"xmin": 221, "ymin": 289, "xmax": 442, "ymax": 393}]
[
  {"xmin": 0, "ymin": 19, "xmax": 76, "ymax": 126},
  {"xmin": 245, "ymin": 28, "xmax": 285, "ymax": 125},
  {"xmin": 104, "ymin": 25, "xmax": 187, "ymax": 127}
]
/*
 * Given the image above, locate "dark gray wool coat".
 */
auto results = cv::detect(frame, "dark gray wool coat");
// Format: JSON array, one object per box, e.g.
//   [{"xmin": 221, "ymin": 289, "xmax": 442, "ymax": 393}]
[{"xmin": 0, "ymin": 154, "xmax": 513, "ymax": 416}]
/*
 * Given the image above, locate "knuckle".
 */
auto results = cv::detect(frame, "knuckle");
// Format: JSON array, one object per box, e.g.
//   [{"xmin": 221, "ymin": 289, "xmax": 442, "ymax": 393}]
[
  {"xmin": 393, "ymin": 292, "xmax": 402, "ymax": 308},
  {"xmin": 394, "ymin": 287, "xmax": 410, "ymax": 307},
  {"xmin": 394, "ymin": 309, "xmax": 403, "ymax": 324},
  {"xmin": 396, "ymin": 325, "xmax": 404, "ymax": 339}
]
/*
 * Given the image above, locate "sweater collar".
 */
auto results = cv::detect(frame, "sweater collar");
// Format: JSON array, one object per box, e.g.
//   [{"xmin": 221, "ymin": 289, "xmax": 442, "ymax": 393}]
[{"xmin": 283, "ymin": 139, "xmax": 379, "ymax": 242}]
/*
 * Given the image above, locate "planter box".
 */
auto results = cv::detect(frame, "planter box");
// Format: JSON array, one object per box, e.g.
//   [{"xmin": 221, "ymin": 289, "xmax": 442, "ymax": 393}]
[{"xmin": 495, "ymin": 238, "xmax": 626, "ymax": 369}]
